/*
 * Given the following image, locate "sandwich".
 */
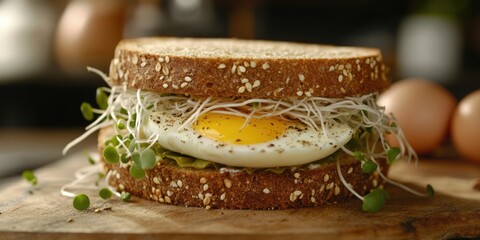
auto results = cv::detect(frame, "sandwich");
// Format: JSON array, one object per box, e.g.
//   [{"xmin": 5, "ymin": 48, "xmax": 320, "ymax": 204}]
[{"xmin": 64, "ymin": 37, "xmax": 426, "ymax": 212}]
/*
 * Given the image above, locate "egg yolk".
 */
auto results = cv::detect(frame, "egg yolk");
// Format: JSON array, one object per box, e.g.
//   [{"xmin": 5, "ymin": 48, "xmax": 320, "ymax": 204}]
[{"xmin": 194, "ymin": 113, "xmax": 291, "ymax": 145}]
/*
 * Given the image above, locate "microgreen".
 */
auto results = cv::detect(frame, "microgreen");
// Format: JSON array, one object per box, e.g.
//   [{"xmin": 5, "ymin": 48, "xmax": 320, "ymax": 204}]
[
  {"xmin": 80, "ymin": 102, "xmax": 94, "ymax": 121},
  {"xmin": 140, "ymin": 149, "xmax": 157, "ymax": 170},
  {"xmin": 129, "ymin": 164, "xmax": 145, "ymax": 178},
  {"xmin": 426, "ymin": 184, "xmax": 435, "ymax": 197},
  {"xmin": 132, "ymin": 152, "xmax": 141, "ymax": 169},
  {"xmin": 96, "ymin": 88, "xmax": 108, "ymax": 110},
  {"xmin": 353, "ymin": 151, "xmax": 366, "ymax": 161},
  {"xmin": 73, "ymin": 194, "xmax": 90, "ymax": 210},
  {"xmin": 22, "ymin": 170, "xmax": 37, "ymax": 186},
  {"xmin": 387, "ymin": 147, "xmax": 401, "ymax": 164},
  {"xmin": 362, "ymin": 188, "xmax": 389, "ymax": 213},
  {"xmin": 120, "ymin": 192, "xmax": 132, "ymax": 202},
  {"xmin": 361, "ymin": 160, "xmax": 377, "ymax": 174},
  {"xmin": 99, "ymin": 188, "xmax": 112, "ymax": 200},
  {"xmin": 103, "ymin": 145, "xmax": 119, "ymax": 164},
  {"xmin": 116, "ymin": 120, "xmax": 126, "ymax": 130}
]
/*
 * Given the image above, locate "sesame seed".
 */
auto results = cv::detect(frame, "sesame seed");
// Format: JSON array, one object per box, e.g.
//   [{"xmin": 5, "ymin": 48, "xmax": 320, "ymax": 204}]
[
  {"xmin": 341, "ymin": 87, "xmax": 346, "ymax": 93},
  {"xmin": 165, "ymin": 196, "xmax": 171, "ymax": 204},
  {"xmin": 338, "ymin": 75, "xmax": 344, "ymax": 83},
  {"xmin": 224, "ymin": 179, "xmax": 232, "ymax": 188},
  {"xmin": 305, "ymin": 91, "xmax": 312, "ymax": 97},
  {"xmin": 163, "ymin": 83, "xmax": 169, "ymax": 88},
  {"xmin": 239, "ymin": 66, "xmax": 246, "ymax": 73},
  {"xmin": 165, "ymin": 56, "xmax": 170, "ymax": 63},
  {"xmin": 231, "ymin": 64, "xmax": 237, "ymax": 74},
  {"xmin": 346, "ymin": 63, "xmax": 352, "ymax": 69},
  {"xmin": 170, "ymin": 181, "xmax": 178, "ymax": 188},
  {"xmin": 116, "ymin": 173, "xmax": 120, "ymax": 179},
  {"xmin": 155, "ymin": 63, "xmax": 162, "ymax": 72},
  {"xmin": 203, "ymin": 184, "xmax": 209, "ymax": 191},
  {"xmin": 177, "ymin": 180, "xmax": 183, "ymax": 188},
  {"xmin": 238, "ymin": 86, "xmax": 246, "ymax": 93},
  {"xmin": 366, "ymin": 58, "xmax": 370, "ymax": 64},
  {"xmin": 203, "ymin": 197, "xmax": 210, "ymax": 205},
  {"xmin": 132, "ymin": 55, "xmax": 138, "ymax": 64},
  {"xmin": 244, "ymin": 61, "xmax": 249, "ymax": 67},
  {"xmin": 159, "ymin": 57, "xmax": 165, "ymax": 62},
  {"xmin": 140, "ymin": 61, "xmax": 147, "ymax": 67},
  {"xmin": 162, "ymin": 67, "xmax": 169, "ymax": 75},
  {"xmin": 298, "ymin": 74, "xmax": 305, "ymax": 82},
  {"xmin": 311, "ymin": 197, "xmax": 316, "ymax": 203},
  {"xmin": 245, "ymin": 82, "xmax": 252, "ymax": 92},
  {"xmin": 338, "ymin": 65, "xmax": 344, "ymax": 70},
  {"xmin": 180, "ymin": 82, "xmax": 188, "ymax": 88},
  {"xmin": 152, "ymin": 187, "xmax": 156, "ymax": 193},
  {"xmin": 262, "ymin": 62, "xmax": 269, "ymax": 70},
  {"xmin": 184, "ymin": 76, "xmax": 192, "ymax": 82},
  {"xmin": 294, "ymin": 190, "xmax": 302, "ymax": 196},
  {"xmin": 329, "ymin": 66, "xmax": 335, "ymax": 72},
  {"xmin": 320, "ymin": 184, "xmax": 325, "ymax": 192},
  {"xmin": 241, "ymin": 78, "xmax": 249, "ymax": 83},
  {"xmin": 323, "ymin": 174, "xmax": 330, "ymax": 182},
  {"xmin": 294, "ymin": 172, "xmax": 300, "ymax": 179},
  {"xmin": 263, "ymin": 188, "xmax": 270, "ymax": 194},
  {"xmin": 343, "ymin": 70, "xmax": 348, "ymax": 76},
  {"xmin": 373, "ymin": 179, "xmax": 378, "ymax": 187},
  {"xmin": 356, "ymin": 59, "xmax": 360, "ymax": 64},
  {"xmin": 119, "ymin": 184, "xmax": 124, "ymax": 190},
  {"xmin": 296, "ymin": 91, "xmax": 303, "ymax": 96},
  {"xmin": 357, "ymin": 65, "xmax": 361, "ymax": 71},
  {"xmin": 289, "ymin": 192, "xmax": 297, "ymax": 202},
  {"xmin": 220, "ymin": 192, "xmax": 226, "ymax": 200},
  {"xmin": 334, "ymin": 185, "xmax": 341, "ymax": 195},
  {"xmin": 153, "ymin": 177, "xmax": 160, "ymax": 184},
  {"xmin": 198, "ymin": 192, "xmax": 204, "ymax": 200},
  {"xmin": 218, "ymin": 63, "xmax": 226, "ymax": 69},
  {"xmin": 167, "ymin": 190, "xmax": 173, "ymax": 197},
  {"xmin": 250, "ymin": 61, "xmax": 257, "ymax": 68},
  {"xmin": 327, "ymin": 182, "xmax": 334, "ymax": 189},
  {"xmin": 200, "ymin": 177, "xmax": 207, "ymax": 184},
  {"xmin": 205, "ymin": 205, "xmax": 211, "ymax": 210},
  {"xmin": 252, "ymin": 80, "xmax": 260, "ymax": 88},
  {"xmin": 172, "ymin": 84, "xmax": 179, "ymax": 89},
  {"xmin": 159, "ymin": 197, "xmax": 165, "ymax": 203},
  {"xmin": 347, "ymin": 167, "xmax": 353, "ymax": 174}
]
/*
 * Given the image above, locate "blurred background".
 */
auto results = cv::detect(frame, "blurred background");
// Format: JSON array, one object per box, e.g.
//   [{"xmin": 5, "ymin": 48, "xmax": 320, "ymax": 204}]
[{"xmin": 1, "ymin": 0, "xmax": 480, "ymax": 175}]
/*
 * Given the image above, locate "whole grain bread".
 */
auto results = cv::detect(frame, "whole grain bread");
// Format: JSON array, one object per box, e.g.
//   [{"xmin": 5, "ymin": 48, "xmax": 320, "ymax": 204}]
[
  {"xmin": 99, "ymin": 127, "xmax": 388, "ymax": 209},
  {"xmin": 108, "ymin": 37, "xmax": 388, "ymax": 98}
]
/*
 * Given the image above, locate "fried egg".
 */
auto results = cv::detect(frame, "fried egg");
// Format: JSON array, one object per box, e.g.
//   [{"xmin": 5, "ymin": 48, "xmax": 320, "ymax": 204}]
[{"xmin": 144, "ymin": 111, "xmax": 353, "ymax": 168}]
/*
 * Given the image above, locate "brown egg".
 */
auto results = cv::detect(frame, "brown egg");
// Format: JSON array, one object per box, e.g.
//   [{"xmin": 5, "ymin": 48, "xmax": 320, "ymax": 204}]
[
  {"xmin": 378, "ymin": 79, "xmax": 456, "ymax": 154},
  {"xmin": 55, "ymin": 0, "xmax": 127, "ymax": 75},
  {"xmin": 451, "ymin": 90, "xmax": 480, "ymax": 163}
]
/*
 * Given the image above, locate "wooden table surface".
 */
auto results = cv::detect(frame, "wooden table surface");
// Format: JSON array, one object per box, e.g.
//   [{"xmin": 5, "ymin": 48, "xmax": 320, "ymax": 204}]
[{"xmin": 0, "ymin": 151, "xmax": 479, "ymax": 240}]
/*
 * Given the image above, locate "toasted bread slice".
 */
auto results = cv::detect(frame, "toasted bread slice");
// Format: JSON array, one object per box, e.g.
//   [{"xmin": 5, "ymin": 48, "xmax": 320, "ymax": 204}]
[{"xmin": 108, "ymin": 37, "xmax": 388, "ymax": 98}]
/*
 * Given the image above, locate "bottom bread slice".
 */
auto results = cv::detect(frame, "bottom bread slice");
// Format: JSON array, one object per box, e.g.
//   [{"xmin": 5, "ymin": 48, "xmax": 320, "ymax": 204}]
[{"xmin": 100, "ymin": 129, "xmax": 388, "ymax": 210}]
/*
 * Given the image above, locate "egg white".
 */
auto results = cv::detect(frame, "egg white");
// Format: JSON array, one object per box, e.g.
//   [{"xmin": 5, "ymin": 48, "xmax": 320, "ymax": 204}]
[{"xmin": 143, "ymin": 111, "xmax": 353, "ymax": 168}]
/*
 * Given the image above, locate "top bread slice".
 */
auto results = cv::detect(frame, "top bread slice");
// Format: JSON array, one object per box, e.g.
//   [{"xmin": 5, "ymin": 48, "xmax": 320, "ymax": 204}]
[{"xmin": 108, "ymin": 37, "xmax": 388, "ymax": 98}]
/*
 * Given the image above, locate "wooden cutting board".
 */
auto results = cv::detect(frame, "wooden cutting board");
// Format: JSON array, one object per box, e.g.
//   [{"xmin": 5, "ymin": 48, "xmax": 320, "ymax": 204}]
[{"xmin": 0, "ymin": 151, "xmax": 479, "ymax": 239}]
